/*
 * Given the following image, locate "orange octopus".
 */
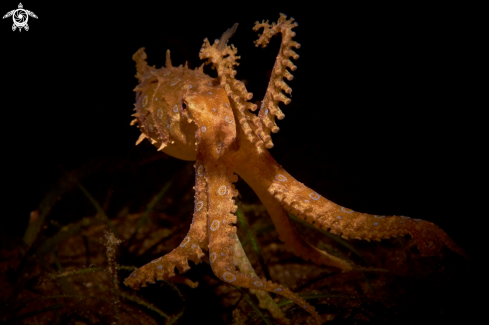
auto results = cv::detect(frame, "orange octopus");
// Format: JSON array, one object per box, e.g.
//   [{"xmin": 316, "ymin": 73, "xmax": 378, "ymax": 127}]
[{"xmin": 123, "ymin": 14, "xmax": 465, "ymax": 324}]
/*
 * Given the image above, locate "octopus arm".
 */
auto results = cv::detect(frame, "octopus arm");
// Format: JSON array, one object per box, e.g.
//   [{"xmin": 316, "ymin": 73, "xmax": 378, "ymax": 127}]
[
  {"xmin": 124, "ymin": 156, "xmax": 209, "ymax": 289},
  {"xmin": 253, "ymin": 13, "xmax": 301, "ymax": 148},
  {"xmin": 230, "ymin": 233, "xmax": 288, "ymax": 321},
  {"xmin": 216, "ymin": 23, "xmax": 239, "ymax": 52},
  {"xmin": 184, "ymin": 89, "xmax": 321, "ymax": 324},
  {"xmin": 232, "ymin": 143, "xmax": 353, "ymax": 271},
  {"xmin": 204, "ymin": 156, "xmax": 321, "ymax": 324},
  {"xmin": 266, "ymin": 165, "xmax": 467, "ymax": 259}
]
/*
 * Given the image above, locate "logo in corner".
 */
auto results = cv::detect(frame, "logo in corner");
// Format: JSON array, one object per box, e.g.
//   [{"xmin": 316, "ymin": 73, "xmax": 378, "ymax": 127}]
[{"xmin": 3, "ymin": 3, "xmax": 37, "ymax": 32}]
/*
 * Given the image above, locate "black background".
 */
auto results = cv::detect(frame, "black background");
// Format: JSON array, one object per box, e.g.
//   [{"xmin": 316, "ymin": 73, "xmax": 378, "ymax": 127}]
[{"xmin": 1, "ymin": 1, "xmax": 482, "ymax": 321}]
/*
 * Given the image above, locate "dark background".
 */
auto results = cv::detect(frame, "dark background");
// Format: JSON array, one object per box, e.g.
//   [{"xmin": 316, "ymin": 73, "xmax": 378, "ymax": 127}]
[{"xmin": 1, "ymin": 1, "xmax": 481, "ymax": 321}]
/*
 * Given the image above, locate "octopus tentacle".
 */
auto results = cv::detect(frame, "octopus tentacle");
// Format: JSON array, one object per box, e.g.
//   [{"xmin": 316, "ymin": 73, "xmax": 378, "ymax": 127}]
[
  {"xmin": 124, "ymin": 155, "xmax": 208, "ymax": 289},
  {"xmin": 253, "ymin": 13, "xmax": 300, "ymax": 148},
  {"xmin": 204, "ymin": 160, "xmax": 320, "ymax": 324},
  {"xmin": 231, "ymin": 233, "xmax": 287, "ymax": 322},
  {"xmin": 231, "ymin": 141, "xmax": 353, "ymax": 271},
  {"xmin": 200, "ymin": 28, "xmax": 265, "ymax": 150},
  {"xmin": 267, "ymin": 168, "xmax": 467, "ymax": 258},
  {"xmin": 185, "ymin": 89, "xmax": 321, "ymax": 324}
]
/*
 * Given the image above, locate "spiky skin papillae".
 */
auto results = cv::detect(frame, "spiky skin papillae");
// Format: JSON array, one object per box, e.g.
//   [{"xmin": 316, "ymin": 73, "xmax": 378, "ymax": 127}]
[{"xmin": 124, "ymin": 14, "xmax": 465, "ymax": 324}]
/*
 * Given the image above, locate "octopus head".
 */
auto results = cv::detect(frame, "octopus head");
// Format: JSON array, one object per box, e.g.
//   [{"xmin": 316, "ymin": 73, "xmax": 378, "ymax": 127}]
[{"xmin": 132, "ymin": 48, "xmax": 221, "ymax": 161}]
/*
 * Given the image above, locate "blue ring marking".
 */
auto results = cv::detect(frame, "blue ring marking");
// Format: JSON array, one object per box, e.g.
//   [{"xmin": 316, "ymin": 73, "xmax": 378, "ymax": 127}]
[
  {"xmin": 223, "ymin": 272, "xmax": 236, "ymax": 282},
  {"xmin": 180, "ymin": 236, "xmax": 190, "ymax": 247},
  {"xmin": 341, "ymin": 207, "xmax": 354, "ymax": 213},
  {"xmin": 309, "ymin": 192, "xmax": 320, "ymax": 200},
  {"xmin": 275, "ymin": 174, "xmax": 287, "ymax": 182},
  {"xmin": 218, "ymin": 186, "xmax": 227, "ymax": 195},
  {"xmin": 210, "ymin": 220, "xmax": 220, "ymax": 231}
]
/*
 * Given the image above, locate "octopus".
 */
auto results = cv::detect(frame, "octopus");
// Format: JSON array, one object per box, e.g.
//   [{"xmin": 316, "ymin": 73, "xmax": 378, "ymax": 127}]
[{"xmin": 123, "ymin": 14, "xmax": 466, "ymax": 324}]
